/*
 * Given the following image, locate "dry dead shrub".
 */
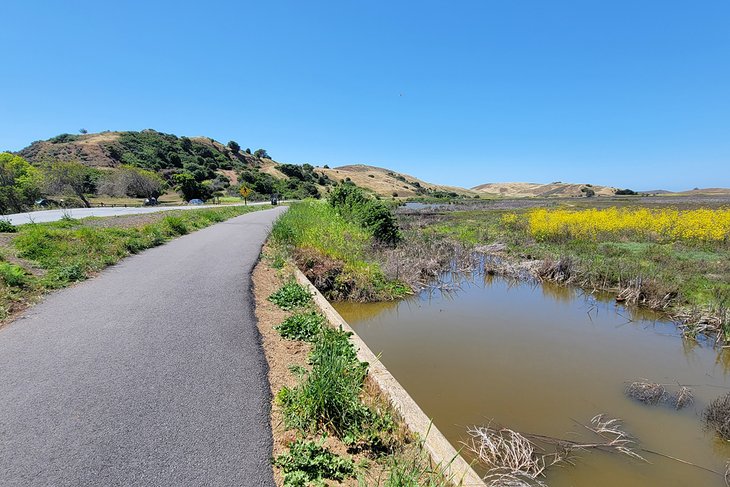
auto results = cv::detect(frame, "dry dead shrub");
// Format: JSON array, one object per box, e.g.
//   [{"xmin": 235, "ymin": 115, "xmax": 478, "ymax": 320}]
[
  {"xmin": 536, "ymin": 256, "xmax": 575, "ymax": 283},
  {"xmin": 467, "ymin": 415, "xmax": 644, "ymax": 486},
  {"xmin": 616, "ymin": 276, "xmax": 676, "ymax": 309},
  {"xmin": 375, "ymin": 234, "xmax": 477, "ymax": 291},
  {"xmin": 625, "ymin": 381, "xmax": 667, "ymax": 405},
  {"xmin": 292, "ymin": 247, "xmax": 344, "ymax": 295},
  {"xmin": 704, "ymin": 392, "xmax": 730, "ymax": 440}
]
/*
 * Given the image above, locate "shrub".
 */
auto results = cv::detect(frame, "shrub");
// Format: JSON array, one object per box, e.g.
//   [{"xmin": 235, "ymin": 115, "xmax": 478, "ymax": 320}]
[
  {"xmin": 328, "ymin": 183, "xmax": 401, "ymax": 245},
  {"xmin": 0, "ymin": 262, "xmax": 27, "ymax": 287},
  {"xmin": 0, "ymin": 219, "xmax": 17, "ymax": 233},
  {"xmin": 273, "ymin": 438, "xmax": 355, "ymax": 486},
  {"xmin": 275, "ymin": 312, "xmax": 325, "ymax": 341},
  {"xmin": 227, "ymin": 140, "xmax": 241, "ymax": 153},
  {"xmin": 705, "ymin": 392, "xmax": 730, "ymax": 439},
  {"xmin": 254, "ymin": 148, "xmax": 270, "ymax": 159},
  {"xmin": 268, "ymin": 280, "xmax": 312, "ymax": 310}
]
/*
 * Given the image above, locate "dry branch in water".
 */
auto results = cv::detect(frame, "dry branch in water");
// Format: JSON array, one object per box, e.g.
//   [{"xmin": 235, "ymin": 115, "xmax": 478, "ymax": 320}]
[
  {"xmin": 670, "ymin": 386, "xmax": 695, "ymax": 410},
  {"xmin": 467, "ymin": 415, "xmax": 645, "ymax": 486}
]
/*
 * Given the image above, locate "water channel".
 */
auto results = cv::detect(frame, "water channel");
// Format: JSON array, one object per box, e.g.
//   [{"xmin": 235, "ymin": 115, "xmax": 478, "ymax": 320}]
[{"xmin": 335, "ymin": 271, "xmax": 730, "ymax": 486}]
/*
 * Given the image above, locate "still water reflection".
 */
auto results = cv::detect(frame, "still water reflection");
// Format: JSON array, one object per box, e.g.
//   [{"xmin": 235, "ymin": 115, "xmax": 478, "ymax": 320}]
[{"xmin": 335, "ymin": 273, "xmax": 730, "ymax": 486}]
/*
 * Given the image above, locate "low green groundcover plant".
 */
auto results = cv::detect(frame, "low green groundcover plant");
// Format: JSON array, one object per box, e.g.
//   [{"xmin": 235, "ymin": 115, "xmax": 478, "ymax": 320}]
[
  {"xmin": 268, "ymin": 280, "xmax": 312, "ymax": 310},
  {"xmin": 273, "ymin": 437, "xmax": 355, "ymax": 486},
  {"xmin": 275, "ymin": 312, "xmax": 324, "ymax": 341}
]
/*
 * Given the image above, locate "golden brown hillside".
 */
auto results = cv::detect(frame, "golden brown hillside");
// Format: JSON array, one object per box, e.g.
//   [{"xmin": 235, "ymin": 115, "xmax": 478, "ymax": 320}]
[
  {"xmin": 472, "ymin": 181, "xmax": 618, "ymax": 197},
  {"xmin": 318, "ymin": 164, "xmax": 477, "ymax": 198}
]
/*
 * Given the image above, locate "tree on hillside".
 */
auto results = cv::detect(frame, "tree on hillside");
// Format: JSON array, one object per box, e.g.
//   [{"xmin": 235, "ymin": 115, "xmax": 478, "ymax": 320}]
[
  {"xmin": 0, "ymin": 153, "xmax": 43, "ymax": 214},
  {"xmin": 173, "ymin": 172, "xmax": 212, "ymax": 201},
  {"xmin": 98, "ymin": 166, "xmax": 166, "ymax": 199},
  {"xmin": 254, "ymin": 148, "xmax": 270, "ymax": 159},
  {"xmin": 227, "ymin": 140, "xmax": 241, "ymax": 153},
  {"xmin": 79, "ymin": 128, "xmax": 88, "ymax": 134},
  {"xmin": 44, "ymin": 161, "xmax": 98, "ymax": 208},
  {"xmin": 245, "ymin": 148, "xmax": 252, "ymax": 154}
]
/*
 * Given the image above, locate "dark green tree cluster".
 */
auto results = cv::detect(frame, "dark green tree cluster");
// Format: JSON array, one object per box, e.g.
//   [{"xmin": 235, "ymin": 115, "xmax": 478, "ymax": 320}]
[
  {"xmin": 112, "ymin": 130, "xmax": 233, "ymax": 172},
  {"xmin": 327, "ymin": 183, "xmax": 401, "ymax": 245}
]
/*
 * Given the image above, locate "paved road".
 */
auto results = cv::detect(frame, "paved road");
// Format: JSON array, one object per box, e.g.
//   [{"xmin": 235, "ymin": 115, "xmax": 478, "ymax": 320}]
[
  {"xmin": 3, "ymin": 202, "xmax": 277, "ymax": 225},
  {"xmin": 0, "ymin": 207, "xmax": 286, "ymax": 486}
]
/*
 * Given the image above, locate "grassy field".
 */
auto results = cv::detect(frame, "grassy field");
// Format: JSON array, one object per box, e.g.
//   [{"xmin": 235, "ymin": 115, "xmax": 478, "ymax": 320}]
[
  {"xmin": 0, "ymin": 205, "xmax": 269, "ymax": 322},
  {"xmin": 415, "ymin": 199, "xmax": 730, "ymax": 338}
]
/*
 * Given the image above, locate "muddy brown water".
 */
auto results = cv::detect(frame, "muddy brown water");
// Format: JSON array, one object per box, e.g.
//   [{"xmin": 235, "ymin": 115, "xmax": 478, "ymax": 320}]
[{"xmin": 335, "ymin": 274, "xmax": 730, "ymax": 487}]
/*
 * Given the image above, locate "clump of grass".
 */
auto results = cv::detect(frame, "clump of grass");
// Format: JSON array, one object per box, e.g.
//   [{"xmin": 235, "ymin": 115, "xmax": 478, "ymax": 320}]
[
  {"xmin": 278, "ymin": 326, "xmax": 392, "ymax": 446},
  {"xmin": 162, "ymin": 215, "xmax": 189, "ymax": 235},
  {"xmin": 273, "ymin": 437, "xmax": 355, "ymax": 486},
  {"xmin": 704, "ymin": 392, "xmax": 730, "ymax": 440},
  {"xmin": 268, "ymin": 280, "xmax": 312, "ymax": 310},
  {"xmin": 0, "ymin": 262, "xmax": 27, "ymax": 287},
  {"xmin": 380, "ymin": 443, "xmax": 450, "ymax": 487},
  {"xmin": 275, "ymin": 312, "xmax": 324, "ymax": 341}
]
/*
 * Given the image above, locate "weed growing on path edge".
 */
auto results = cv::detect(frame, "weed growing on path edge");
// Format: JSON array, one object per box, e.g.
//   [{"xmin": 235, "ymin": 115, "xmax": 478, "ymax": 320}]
[
  {"xmin": 273, "ymin": 437, "xmax": 356, "ymax": 486},
  {"xmin": 268, "ymin": 280, "xmax": 312, "ymax": 310},
  {"xmin": 278, "ymin": 325, "xmax": 395, "ymax": 448},
  {"xmin": 275, "ymin": 312, "xmax": 324, "ymax": 341}
]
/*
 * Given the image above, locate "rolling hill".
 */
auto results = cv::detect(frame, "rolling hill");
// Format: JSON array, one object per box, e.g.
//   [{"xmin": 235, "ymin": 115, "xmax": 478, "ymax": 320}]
[
  {"xmin": 15, "ymin": 130, "xmax": 473, "ymax": 199},
  {"xmin": 472, "ymin": 181, "xmax": 618, "ymax": 197}
]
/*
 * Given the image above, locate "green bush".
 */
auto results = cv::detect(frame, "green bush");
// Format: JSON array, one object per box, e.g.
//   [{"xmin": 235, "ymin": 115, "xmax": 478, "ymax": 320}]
[
  {"xmin": 328, "ymin": 183, "xmax": 401, "ymax": 245},
  {"xmin": 0, "ymin": 262, "xmax": 27, "ymax": 287},
  {"xmin": 275, "ymin": 312, "xmax": 324, "ymax": 341},
  {"xmin": 268, "ymin": 280, "xmax": 312, "ymax": 310},
  {"xmin": 273, "ymin": 438, "xmax": 355, "ymax": 486},
  {"xmin": 0, "ymin": 219, "xmax": 17, "ymax": 233}
]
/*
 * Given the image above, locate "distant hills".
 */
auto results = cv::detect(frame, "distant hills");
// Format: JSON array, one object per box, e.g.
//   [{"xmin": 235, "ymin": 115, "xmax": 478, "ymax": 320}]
[
  {"xmin": 471, "ymin": 182, "xmax": 618, "ymax": 198},
  {"xmin": 12, "ymin": 130, "xmax": 729, "ymax": 199}
]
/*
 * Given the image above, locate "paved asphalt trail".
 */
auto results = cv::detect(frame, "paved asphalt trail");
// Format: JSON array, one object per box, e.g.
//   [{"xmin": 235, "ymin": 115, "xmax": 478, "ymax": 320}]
[{"xmin": 0, "ymin": 207, "xmax": 287, "ymax": 486}]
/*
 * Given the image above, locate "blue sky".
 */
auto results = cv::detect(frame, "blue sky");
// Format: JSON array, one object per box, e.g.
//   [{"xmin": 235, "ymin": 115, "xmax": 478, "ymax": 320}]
[{"xmin": 1, "ymin": 1, "xmax": 728, "ymax": 191}]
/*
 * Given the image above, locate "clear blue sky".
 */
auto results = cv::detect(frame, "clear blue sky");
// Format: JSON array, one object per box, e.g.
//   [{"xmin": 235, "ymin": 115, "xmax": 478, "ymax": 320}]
[{"xmin": 2, "ymin": 1, "xmax": 728, "ymax": 191}]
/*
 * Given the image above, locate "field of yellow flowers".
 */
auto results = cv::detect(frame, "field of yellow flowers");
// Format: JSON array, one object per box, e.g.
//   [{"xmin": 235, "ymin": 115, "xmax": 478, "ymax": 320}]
[{"xmin": 519, "ymin": 208, "xmax": 730, "ymax": 244}]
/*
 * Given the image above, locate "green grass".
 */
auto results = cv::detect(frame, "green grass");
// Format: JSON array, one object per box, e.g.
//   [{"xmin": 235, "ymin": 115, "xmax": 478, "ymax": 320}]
[
  {"xmin": 0, "ymin": 205, "xmax": 268, "ymax": 320},
  {"xmin": 271, "ymin": 201, "xmax": 409, "ymax": 301}
]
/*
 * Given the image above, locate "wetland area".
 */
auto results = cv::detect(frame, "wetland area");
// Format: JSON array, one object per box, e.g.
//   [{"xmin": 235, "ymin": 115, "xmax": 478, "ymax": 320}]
[{"xmin": 336, "ymin": 270, "xmax": 730, "ymax": 486}]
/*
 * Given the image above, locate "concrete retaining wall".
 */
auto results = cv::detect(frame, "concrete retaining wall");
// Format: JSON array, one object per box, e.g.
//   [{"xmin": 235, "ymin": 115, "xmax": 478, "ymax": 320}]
[{"xmin": 294, "ymin": 270, "xmax": 486, "ymax": 487}]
